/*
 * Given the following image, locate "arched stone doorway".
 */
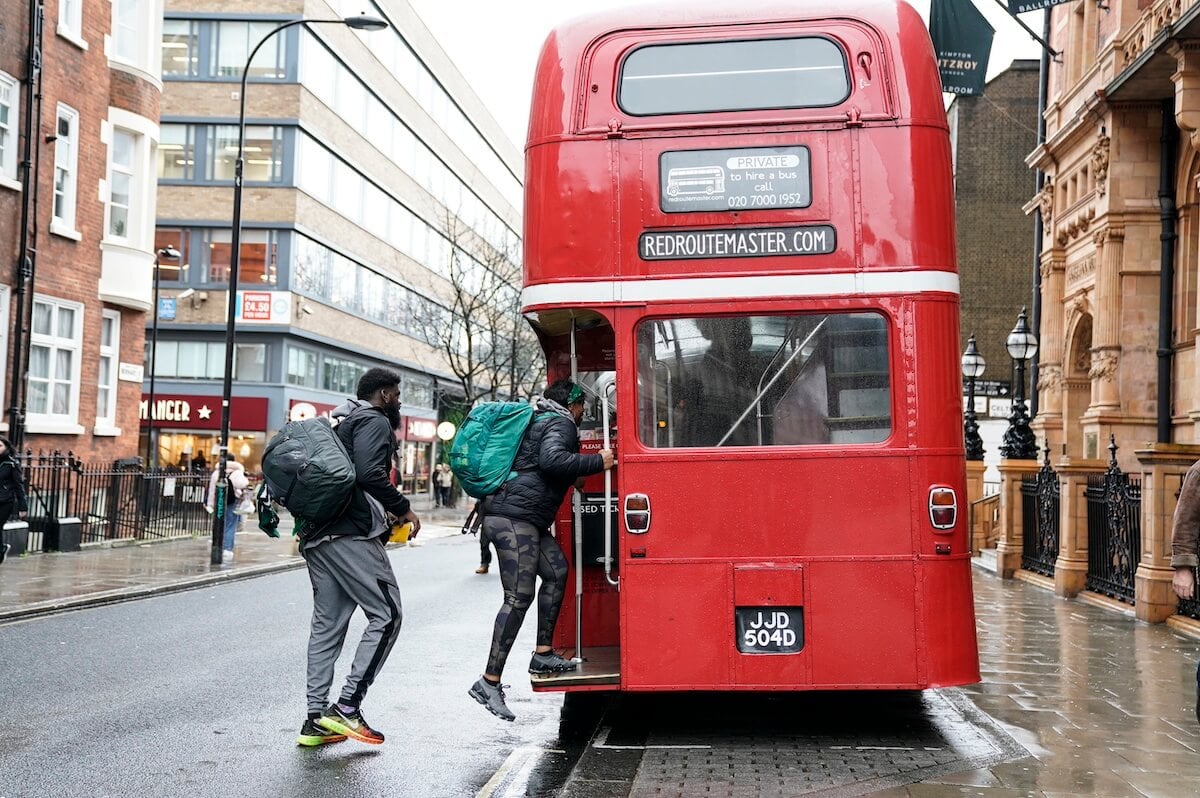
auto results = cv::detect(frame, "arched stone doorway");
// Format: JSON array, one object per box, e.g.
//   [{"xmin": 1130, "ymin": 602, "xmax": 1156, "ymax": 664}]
[{"xmin": 1064, "ymin": 311, "xmax": 1093, "ymax": 459}]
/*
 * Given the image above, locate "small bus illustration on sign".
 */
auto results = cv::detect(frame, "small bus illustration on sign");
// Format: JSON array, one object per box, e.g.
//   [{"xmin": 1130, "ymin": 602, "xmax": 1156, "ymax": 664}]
[{"xmin": 665, "ymin": 165, "xmax": 726, "ymax": 197}]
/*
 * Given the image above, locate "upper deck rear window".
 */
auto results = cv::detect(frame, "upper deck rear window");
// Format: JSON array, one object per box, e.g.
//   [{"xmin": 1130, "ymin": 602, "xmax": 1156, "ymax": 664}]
[{"xmin": 618, "ymin": 37, "xmax": 850, "ymax": 116}]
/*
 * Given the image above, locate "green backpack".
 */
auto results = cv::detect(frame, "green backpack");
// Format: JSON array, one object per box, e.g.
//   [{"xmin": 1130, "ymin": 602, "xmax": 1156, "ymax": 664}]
[{"xmin": 449, "ymin": 402, "xmax": 536, "ymax": 499}]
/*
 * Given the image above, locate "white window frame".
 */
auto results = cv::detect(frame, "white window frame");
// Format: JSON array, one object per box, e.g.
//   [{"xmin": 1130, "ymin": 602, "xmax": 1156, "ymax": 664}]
[
  {"xmin": 51, "ymin": 104, "xmax": 80, "ymax": 239},
  {"xmin": 57, "ymin": 0, "xmax": 87, "ymax": 50},
  {"xmin": 95, "ymin": 309, "xmax": 121, "ymax": 434},
  {"xmin": 0, "ymin": 72, "xmax": 19, "ymax": 189},
  {"xmin": 26, "ymin": 295, "xmax": 85, "ymax": 434},
  {"xmin": 106, "ymin": 128, "xmax": 136, "ymax": 241}
]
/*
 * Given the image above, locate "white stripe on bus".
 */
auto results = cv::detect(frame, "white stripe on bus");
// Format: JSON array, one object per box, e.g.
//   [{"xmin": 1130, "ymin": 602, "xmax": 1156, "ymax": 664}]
[{"xmin": 520, "ymin": 270, "xmax": 960, "ymax": 308}]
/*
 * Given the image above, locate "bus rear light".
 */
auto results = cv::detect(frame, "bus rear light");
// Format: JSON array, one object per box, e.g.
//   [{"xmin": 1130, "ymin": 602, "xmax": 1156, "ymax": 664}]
[
  {"xmin": 928, "ymin": 487, "xmax": 957, "ymax": 530},
  {"xmin": 625, "ymin": 493, "xmax": 651, "ymax": 533}
]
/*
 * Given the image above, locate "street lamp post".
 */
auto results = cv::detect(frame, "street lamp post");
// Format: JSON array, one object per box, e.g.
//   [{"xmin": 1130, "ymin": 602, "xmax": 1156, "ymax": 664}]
[
  {"xmin": 1000, "ymin": 307, "xmax": 1040, "ymax": 460},
  {"xmin": 210, "ymin": 13, "xmax": 389, "ymax": 565},
  {"xmin": 961, "ymin": 335, "xmax": 986, "ymax": 461},
  {"xmin": 145, "ymin": 245, "xmax": 181, "ymax": 469}
]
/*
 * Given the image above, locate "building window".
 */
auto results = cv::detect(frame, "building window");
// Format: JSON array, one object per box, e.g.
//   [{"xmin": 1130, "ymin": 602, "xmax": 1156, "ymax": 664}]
[
  {"xmin": 107, "ymin": 129, "xmax": 136, "ymax": 240},
  {"xmin": 161, "ymin": 20, "xmax": 199, "ymax": 77},
  {"xmin": 157, "ymin": 124, "xmax": 194, "ymax": 180},
  {"xmin": 206, "ymin": 229, "xmax": 278, "ymax": 285},
  {"xmin": 207, "ymin": 125, "xmax": 281, "ymax": 182},
  {"xmin": 97, "ymin": 310, "xmax": 120, "ymax": 427},
  {"xmin": 287, "ymin": 347, "xmax": 318, "ymax": 387},
  {"xmin": 153, "ymin": 228, "xmax": 190, "ymax": 283},
  {"xmin": 28, "ymin": 296, "xmax": 83, "ymax": 425},
  {"xmin": 0, "ymin": 72, "xmax": 18, "ymax": 182},
  {"xmin": 211, "ymin": 21, "xmax": 287, "ymax": 79},
  {"xmin": 148, "ymin": 340, "xmax": 267, "ymax": 382},
  {"xmin": 59, "ymin": 0, "xmax": 83, "ymax": 42},
  {"xmin": 322, "ymin": 356, "xmax": 367, "ymax": 395},
  {"xmin": 53, "ymin": 105, "xmax": 79, "ymax": 232},
  {"xmin": 112, "ymin": 0, "xmax": 145, "ymax": 65},
  {"xmin": 234, "ymin": 343, "xmax": 266, "ymax": 381}
]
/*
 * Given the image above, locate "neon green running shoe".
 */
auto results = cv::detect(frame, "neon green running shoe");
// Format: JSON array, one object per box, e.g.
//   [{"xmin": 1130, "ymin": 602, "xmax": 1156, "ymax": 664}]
[
  {"xmin": 315, "ymin": 704, "xmax": 385, "ymax": 745},
  {"xmin": 297, "ymin": 718, "xmax": 347, "ymax": 747}
]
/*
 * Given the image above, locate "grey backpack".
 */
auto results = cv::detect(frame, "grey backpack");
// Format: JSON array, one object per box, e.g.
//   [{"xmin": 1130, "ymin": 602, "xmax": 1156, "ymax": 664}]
[{"xmin": 261, "ymin": 417, "xmax": 356, "ymax": 531}]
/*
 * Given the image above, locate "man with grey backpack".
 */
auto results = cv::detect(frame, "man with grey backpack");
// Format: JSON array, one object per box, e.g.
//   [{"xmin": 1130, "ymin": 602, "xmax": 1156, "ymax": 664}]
[{"xmin": 288, "ymin": 367, "xmax": 420, "ymax": 747}]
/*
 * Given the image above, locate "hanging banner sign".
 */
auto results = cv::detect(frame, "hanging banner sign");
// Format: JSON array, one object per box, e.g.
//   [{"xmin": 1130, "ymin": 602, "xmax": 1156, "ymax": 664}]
[
  {"xmin": 930, "ymin": 0, "xmax": 995, "ymax": 96},
  {"xmin": 1006, "ymin": 0, "xmax": 1072, "ymax": 13}
]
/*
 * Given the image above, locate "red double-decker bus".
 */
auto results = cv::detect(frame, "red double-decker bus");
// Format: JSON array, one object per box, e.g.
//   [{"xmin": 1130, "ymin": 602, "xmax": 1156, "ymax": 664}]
[{"xmin": 522, "ymin": 0, "xmax": 978, "ymax": 692}]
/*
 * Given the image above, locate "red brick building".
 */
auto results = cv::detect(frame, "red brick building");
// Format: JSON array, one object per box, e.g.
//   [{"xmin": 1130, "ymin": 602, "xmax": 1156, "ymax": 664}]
[{"xmin": 0, "ymin": 0, "xmax": 164, "ymax": 461}]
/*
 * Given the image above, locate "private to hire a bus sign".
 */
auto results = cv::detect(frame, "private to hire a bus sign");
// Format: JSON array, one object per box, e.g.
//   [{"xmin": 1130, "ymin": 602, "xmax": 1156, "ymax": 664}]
[{"xmin": 639, "ymin": 225, "xmax": 837, "ymax": 261}]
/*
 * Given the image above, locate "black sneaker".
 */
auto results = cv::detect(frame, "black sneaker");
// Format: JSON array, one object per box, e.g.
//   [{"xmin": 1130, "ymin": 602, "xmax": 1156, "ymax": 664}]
[
  {"xmin": 469, "ymin": 677, "xmax": 515, "ymax": 721},
  {"xmin": 296, "ymin": 718, "xmax": 347, "ymax": 747},
  {"xmin": 0, "ymin": 543, "xmax": 9, "ymax": 564},
  {"xmin": 529, "ymin": 650, "xmax": 577, "ymax": 674},
  {"xmin": 315, "ymin": 704, "xmax": 385, "ymax": 745}
]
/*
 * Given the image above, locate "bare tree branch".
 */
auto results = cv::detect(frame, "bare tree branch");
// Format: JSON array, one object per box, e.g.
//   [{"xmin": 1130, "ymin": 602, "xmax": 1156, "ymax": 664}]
[{"xmin": 411, "ymin": 211, "xmax": 543, "ymax": 407}]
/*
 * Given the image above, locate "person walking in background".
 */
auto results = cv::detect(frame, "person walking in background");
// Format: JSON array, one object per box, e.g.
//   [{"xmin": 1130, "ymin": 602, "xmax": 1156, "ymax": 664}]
[
  {"xmin": 0, "ymin": 437, "xmax": 27, "ymax": 564},
  {"xmin": 475, "ymin": 521, "xmax": 493, "ymax": 575},
  {"xmin": 1171, "ymin": 458, "xmax": 1200, "ymax": 723},
  {"xmin": 298, "ymin": 367, "xmax": 421, "ymax": 748},
  {"xmin": 468, "ymin": 378, "xmax": 613, "ymax": 721},
  {"xmin": 437, "ymin": 463, "xmax": 455, "ymax": 508},
  {"xmin": 205, "ymin": 453, "xmax": 249, "ymax": 563}
]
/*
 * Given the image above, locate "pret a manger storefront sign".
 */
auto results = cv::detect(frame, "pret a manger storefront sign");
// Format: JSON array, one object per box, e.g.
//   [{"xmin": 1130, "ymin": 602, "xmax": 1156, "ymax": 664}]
[{"xmin": 140, "ymin": 393, "xmax": 269, "ymax": 430}]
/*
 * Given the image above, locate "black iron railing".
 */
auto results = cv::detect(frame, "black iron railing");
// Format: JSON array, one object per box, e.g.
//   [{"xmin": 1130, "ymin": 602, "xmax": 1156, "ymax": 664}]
[
  {"xmin": 1085, "ymin": 438, "xmax": 1141, "ymax": 605},
  {"xmin": 14, "ymin": 451, "xmax": 214, "ymax": 552},
  {"xmin": 1021, "ymin": 449, "xmax": 1060, "ymax": 577}
]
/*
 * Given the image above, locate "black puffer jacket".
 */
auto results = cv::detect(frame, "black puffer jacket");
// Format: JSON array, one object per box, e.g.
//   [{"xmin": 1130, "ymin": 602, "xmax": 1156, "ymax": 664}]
[
  {"xmin": 486, "ymin": 400, "xmax": 605, "ymax": 530},
  {"xmin": 0, "ymin": 458, "xmax": 26, "ymax": 511},
  {"xmin": 321, "ymin": 400, "xmax": 410, "ymax": 539}
]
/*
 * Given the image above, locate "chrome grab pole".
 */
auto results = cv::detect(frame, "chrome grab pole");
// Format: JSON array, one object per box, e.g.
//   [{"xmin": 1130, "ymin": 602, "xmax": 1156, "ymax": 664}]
[
  {"xmin": 570, "ymin": 321, "xmax": 584, "ymax": 662},
  {"xmin": 602, "ymin": 387, "xmax": 618, "ymax": 587}
]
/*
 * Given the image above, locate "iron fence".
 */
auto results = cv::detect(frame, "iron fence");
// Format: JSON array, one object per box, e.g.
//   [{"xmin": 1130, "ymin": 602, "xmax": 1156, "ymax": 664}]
[
  {"xmin": 15, "ymin": 451, "xmax": 213, "ymax": 552},
  {"xmin": 1020, "ymin": 451, "xmax": 1060, "ymax": 577},
  {"xmin": 1085, "ymin": 438, "xmax": 1141, "ymax": 605}
]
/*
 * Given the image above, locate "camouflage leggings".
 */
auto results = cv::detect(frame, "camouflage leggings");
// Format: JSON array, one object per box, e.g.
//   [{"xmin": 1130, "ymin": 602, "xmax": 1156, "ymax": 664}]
[{"xmin": 483, "ymin": 515, "xmax": 568, "ymax": 676}]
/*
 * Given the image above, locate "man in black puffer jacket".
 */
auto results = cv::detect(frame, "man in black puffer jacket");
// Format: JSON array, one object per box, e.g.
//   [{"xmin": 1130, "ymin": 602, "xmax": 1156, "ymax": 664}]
[{"xmin": 468, "ymin": 378, "xmax": 613, "ymax": 721}]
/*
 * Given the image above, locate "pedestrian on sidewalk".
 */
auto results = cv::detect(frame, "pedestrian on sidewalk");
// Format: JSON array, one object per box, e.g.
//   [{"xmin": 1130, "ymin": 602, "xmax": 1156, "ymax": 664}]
[
  {"xmin": 1171, "ymin": 458, "xmax": 1200, "ymax": 723},
  {"xmin": 437, "ymin": 463, "xmax": 455, "ymax": 508},
  {"xmin": 475, "ymin": 525, "xmax": 492, "ymax": 574},
  {"xmin": 297, "ymin": 367, "xmax": 421, "ymax": 748},
  {"xmin": 205, "ymin": 453, "xmax": 248, "ymax": 562},
  {"xmin": 468, "ymin": 379, "xmax": 613, "ymax": 721},
  {"xmin": 0, "ymin": 437, "xmax": 28, "ymax": 565}
]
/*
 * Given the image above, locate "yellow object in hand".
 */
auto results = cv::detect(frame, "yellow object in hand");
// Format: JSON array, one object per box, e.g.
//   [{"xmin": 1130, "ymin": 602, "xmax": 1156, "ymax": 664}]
[{"xmin": 389, "ymin": 521, "xmax": 413, "ymax": 544}]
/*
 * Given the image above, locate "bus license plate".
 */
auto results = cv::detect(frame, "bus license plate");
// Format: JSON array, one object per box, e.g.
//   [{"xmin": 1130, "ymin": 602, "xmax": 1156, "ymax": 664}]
[{"xmin": 735, "ymin": 607, "xmax": 804, "ymax": 654}]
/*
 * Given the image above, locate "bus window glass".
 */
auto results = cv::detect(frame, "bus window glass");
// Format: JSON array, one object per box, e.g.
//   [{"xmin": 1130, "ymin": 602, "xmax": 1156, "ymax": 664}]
[
  {"xmin": 637, "ymin": 312, "xmax": 890, "ymax": 448},
  {"xmin": 618, "ymin": 37, "xmax": 850, "ymax": 116}
]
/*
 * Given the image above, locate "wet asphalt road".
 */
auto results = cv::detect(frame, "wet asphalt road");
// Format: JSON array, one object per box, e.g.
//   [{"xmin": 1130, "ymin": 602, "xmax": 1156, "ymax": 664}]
[{"xmin": 0, "ymin": 535, "xmax": 599, "ymax": 798}]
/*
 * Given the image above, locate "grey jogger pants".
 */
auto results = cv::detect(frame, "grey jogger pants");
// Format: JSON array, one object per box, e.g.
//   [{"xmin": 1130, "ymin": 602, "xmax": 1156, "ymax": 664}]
[{"xmin": 304, "ymin": 534, "xmax": 402, "ymax": 714}]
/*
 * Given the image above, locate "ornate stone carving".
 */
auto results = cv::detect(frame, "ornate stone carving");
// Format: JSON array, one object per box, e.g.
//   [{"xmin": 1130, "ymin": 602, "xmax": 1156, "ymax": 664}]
[
  {"xmin": 1092, "ymin": 128, "xmax": 1110, "ymax": 196},
  {"xmin": 1036, "ymin": 176, "xmax": 1054, "ymax": 226},
  {"xmin": 1089, "ymin": 349, "xmax": 1120, "ymax": 382},
  {"xmin": 1037, "ymin": 364, "xmax": 1063, "ymax": 391}
]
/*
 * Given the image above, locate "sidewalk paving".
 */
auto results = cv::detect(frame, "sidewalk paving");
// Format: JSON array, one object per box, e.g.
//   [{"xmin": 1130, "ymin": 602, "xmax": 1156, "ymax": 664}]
[{"xmin": 0, "ymin": 504, "xmax": 469, "ymax": 622}]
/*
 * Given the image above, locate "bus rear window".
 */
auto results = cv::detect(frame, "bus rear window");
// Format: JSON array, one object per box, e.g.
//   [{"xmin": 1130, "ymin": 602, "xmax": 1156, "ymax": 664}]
[
  {"xmin": 618, "ymin": 37, "xmax": 850, "ymax": 116},
  {"xmin": 637, "ymin": 312, "xmax": 890, "ymax": 448}
]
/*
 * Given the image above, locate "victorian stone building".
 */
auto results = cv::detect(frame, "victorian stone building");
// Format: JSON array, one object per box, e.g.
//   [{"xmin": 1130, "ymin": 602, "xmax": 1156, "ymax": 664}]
[{"xmin": 996, "ymin": 0, "xmax": 1200, "ymax": 626}]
